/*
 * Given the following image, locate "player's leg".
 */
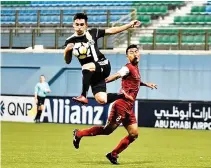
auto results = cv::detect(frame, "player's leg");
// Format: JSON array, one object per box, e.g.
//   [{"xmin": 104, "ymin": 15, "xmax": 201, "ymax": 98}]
[
  {"xmin": 73, "ymin": 102, "xmax": 121, "ymax": 149},
  {"xmin": 107, "ymin": 112, "xmax": 138, "ymax": 164},
  {"xmin": 35, "ymin": 97, "xmax": 45, "ymax": 123},
  {"xmin": 73, "ymin": 122, "xmax": 119, "ymax": 149},
  {"xmin": 34, "ymin": 97, "xmax": 41, "ymax": 123},
  {"xmin": 72, "ymin": 62, "xmax": 96, "ymax": 104}
]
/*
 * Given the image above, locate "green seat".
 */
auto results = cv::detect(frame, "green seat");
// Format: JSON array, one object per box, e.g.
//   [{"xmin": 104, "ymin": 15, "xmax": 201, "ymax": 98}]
[
  {"xmin": 174, "ymin": 16, "xmax": 190, "ymax": 24},
  {"xmin": 182, "ymin": 36, "xmax": 194, "ymax": 44},
  {"xmin": 156, "ymin": 29, "xmax": 178, "ymax": 34},
  {"xmin": 1, "ymin": 1, "xmax": 30, "ymax": 6},
  {"xmin": 137, "ymin": 15, "xmax": 151, "ymax": 25},
  {"xmin": 196, "ymin": 15, "xmax": 205, "ymax": 24},
  {"xmin": 156, "ymin": 35, "xmax": 171, "ymax": 44},
  {"xmin": 137, "ymin": 6, "xmax": 147, "ymax": 13},
  {"xmin": 159, "ymin": 6, "xmax": 168, "ymax": 14},
  {"xmin": 137, "ymin": 6, "xmax": 167, "ymax": 14},
  {"xmin": 205, "ymin": 16, "xmax": 211, "ymax": 24},
  {"xmin": 191, "ymin": 6, "xmax": 206, "ymax": 14},
  {"xmin": 139, "ymin": 36, "xmax": 153, "ymax": 44},
  {"xmin": 194, "ymin": 35, "xmax": 205, "ymax": 44},
  {"xmin": 208, "ymin": 36, "xmax": 211, "ymax": 44}
]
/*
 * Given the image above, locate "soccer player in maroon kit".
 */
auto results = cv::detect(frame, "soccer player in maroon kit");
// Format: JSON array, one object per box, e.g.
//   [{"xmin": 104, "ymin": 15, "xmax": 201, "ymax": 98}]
[{"xmin": 73, "ymin": 44, "xmax": 157, "ymax": 164}]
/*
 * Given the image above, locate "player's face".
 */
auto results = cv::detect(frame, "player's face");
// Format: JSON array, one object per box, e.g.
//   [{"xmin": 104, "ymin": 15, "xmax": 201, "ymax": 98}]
[
  {"xmin": 73, "ymin": 19, "xmax": 88, "ymax": 35},
  {"xmin": 40, "ymin": 76, "xmax": 45, "ymax": 83},
  {"xmin": 127, "ymin": 48, "xmax": 140, "ymax": 65}
]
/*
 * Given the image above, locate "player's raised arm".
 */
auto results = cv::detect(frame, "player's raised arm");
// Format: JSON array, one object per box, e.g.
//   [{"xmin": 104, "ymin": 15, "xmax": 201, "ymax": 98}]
[
  {"xmin": 105, "ymin": 20, "xmax": 141, "ymax": 35},
  {"xmin": 106, "ymin": 66, "xmax": 130, "ymax": 83},
  {"xmin": 105, "ymin": 73, "xmax": 121, "ymax": 83},
  {"xmin": 64, "ymin": 43, "xmax": 74, "ymax": 64},
  {"xmin": 140, "ymin": 82, "xmax": 157, "ymax": 89}
]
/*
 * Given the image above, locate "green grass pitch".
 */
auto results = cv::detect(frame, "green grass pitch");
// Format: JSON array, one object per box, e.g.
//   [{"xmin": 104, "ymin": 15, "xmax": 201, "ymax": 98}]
[{"xmin": 1, "ymin": 122, "xmax": 211, "ymax": 168}]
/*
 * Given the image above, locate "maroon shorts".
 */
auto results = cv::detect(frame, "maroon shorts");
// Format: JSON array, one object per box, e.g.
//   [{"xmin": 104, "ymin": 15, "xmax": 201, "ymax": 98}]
[{"xmin": 107, "ymin": 100, "xmax": 137, "ymax": 127}]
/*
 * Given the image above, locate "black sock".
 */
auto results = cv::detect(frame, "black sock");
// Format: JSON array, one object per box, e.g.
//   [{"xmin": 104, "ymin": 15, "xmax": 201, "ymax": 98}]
[
  {"xmin": 107, "ymin": 93, "xmax": 124, "ymax": 104},
  {"xmin": 34, "ymin": 107, "xmax": 39, "ymax": 120},
  {"xmin": 81, "ymin": 69, "xmax": 94, "ymax": 97},
  {"xmin": 37, "ymin": 110, "xmax": 42, "ymax": 120}
]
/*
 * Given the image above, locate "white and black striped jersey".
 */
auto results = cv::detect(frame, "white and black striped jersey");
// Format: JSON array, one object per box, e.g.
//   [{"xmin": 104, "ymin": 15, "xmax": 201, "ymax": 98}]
[{"xmin": 64, "ymin": 28, "xmax": 106, "ymax": 66}]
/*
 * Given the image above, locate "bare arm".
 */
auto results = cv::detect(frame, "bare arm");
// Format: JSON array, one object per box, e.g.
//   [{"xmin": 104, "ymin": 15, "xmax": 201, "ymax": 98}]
[
  {"xmin": 64, "ymin": 43, "xmax": 74, "ymax": 64},
  {"xmin": 105, "ymin": 20, "xmax": 141, "ymax": 35},
  {"xmin": 140, "ymin": 82, "xmax": 157, "ymax": 89},
  {"xmin": 45, "ymin": 83, "xmax": 51, "ymax": 93},
  {"xmin": 105, "ymin": 73, "xmax": 121, "ymax": 83}
]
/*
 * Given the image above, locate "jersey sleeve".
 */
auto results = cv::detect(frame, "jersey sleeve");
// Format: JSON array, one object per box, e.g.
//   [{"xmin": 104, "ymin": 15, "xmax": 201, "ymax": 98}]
[
  {"xmin": 118, "ymin": 66, "xmax": 130, "ymax": 77},
  {"xmin": 64, "ymin": 37, "xmax": 74, "ymax": 47},
  {"xmin": 90, "ymin": 28, "xmax": 105, "ymax": 39}
]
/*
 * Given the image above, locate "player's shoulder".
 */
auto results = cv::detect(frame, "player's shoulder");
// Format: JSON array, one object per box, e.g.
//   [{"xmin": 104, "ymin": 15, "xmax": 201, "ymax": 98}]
[
  {"xmin": 35, "ymin": 82, "xmax": 40, "ymax": 86},
  {"xmin": 125, "ymin": 63, "xmax": 132, "ymax": 68},
  {"xmin": 88, "ymin": 28, "xmax": 97, "ymax": 35},
  {"xmin": 65, "ymin": 33, "xmax": 76, "ymax": 42}
]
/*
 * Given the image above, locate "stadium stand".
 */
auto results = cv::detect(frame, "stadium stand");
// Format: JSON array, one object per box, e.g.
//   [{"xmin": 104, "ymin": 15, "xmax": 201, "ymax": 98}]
[
  {"xmin": 1, "ymin": 1, "xmax": 185, "ymax": 26},
  {"xmin": 139, "ymin": 2, "xmax": 211, "ymax": 48},
  {"xmin": 1, "ymin": 1, "xmax": 210, "ymax": 50}
]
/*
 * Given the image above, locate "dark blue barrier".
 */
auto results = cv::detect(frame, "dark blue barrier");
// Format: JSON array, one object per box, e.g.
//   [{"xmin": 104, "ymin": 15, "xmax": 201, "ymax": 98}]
[{"xmin": 138, "ymin": 100, "xmax": 211, "ymax": 130}]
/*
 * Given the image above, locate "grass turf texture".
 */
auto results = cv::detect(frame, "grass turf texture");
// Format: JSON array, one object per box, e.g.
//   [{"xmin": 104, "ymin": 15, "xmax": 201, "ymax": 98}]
[{"xmin": 1, "ymin": 122, "xmax": 211, "ymax": 168}]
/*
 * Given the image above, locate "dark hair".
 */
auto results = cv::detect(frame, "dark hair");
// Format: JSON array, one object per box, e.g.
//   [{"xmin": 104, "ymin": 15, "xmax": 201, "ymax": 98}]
[
  {"xmin": 126, "ymin": 44, "xmax": 138, "ymax": 54},
  {"xmin": 73, "ymin": 13, "xmax": 88, "ymax": 22},
  {"xmin": 40, "ymin": 75, "xmax": 45, "ymax": 77}
]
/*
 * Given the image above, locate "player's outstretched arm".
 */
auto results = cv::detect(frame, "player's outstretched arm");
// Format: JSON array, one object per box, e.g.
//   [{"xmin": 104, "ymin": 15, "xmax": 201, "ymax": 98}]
[
  {"xmin": 105, "ymin": 73, "xmax": 121, "ymax": 83},
  {"xmin": 140, "ymin": 82, "xmax": 157, "ymax": 89},
  {"xmin": 64, "ymin": 43, "xmax": 74, "ymax": 64},
  {"xmin": 105, "ymin": 20, "xmax": 141, "ymax": 35}
]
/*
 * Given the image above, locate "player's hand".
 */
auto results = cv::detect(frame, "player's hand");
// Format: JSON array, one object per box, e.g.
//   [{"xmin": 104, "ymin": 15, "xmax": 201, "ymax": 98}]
[
  {"xmin": 66, "ymin": 43, "xmax": 74, "ymax": 50},
  {"xmin": 146, "ymin": 83, "xmax": 157, "ymax": 89},
  {"xmin": 45, "ymin": 89, "xmax": 51, "ymax": 93},
  {"xmin": 130, "ymin": 20, "xmax": 141, "ymax": 28}
]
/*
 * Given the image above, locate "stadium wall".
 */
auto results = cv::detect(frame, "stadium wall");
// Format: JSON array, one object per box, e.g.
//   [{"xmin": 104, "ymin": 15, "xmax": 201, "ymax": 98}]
[{"xmin": 1, "ymin": 51, "xmax": 211, "ymax": 101}]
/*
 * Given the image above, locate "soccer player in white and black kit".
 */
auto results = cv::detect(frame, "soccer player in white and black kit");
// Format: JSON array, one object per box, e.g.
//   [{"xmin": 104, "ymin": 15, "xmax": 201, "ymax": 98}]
[{"xmin": 64, "ymin": 13, "xmax": 141, "ymax": 105}]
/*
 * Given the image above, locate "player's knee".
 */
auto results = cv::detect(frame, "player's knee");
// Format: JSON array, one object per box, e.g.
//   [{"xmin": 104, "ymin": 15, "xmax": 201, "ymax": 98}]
[
  {"xmin": 96, "ymin": 97, "xmax": 107, "ymax": 104},
  {"xmin": 129, "ymin": 132, "xmax": 139, "ymax": 140}
]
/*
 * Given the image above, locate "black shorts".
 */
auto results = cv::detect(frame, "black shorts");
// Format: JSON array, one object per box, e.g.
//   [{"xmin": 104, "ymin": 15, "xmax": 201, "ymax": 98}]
[
  {"xmin": 91, "ymin": 59, "xmax": 111, "ymax": 95},
  {"xmin": 37, "ymin": 96, "xmax": 45, "ymax": 106}
]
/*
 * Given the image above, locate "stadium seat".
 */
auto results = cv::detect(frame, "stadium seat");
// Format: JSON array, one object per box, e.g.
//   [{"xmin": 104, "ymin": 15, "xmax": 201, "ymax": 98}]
[
  {"xmin": 40, "ymin": 10, "xmax": 60, "ymax": 15},
  {"xmin": 205, "ymin": 6, "xmax": 211, "ymax": 13},
  {"xmin": 1, "ymin": 1, "xmax": 30, "ymax": 6},
  {"xmin": 19, "ymin": 10, "xmax": 37, "ymax": 15},
  {"xmin": 191, "ymin": 6, "xmax": 206, "ymax": 14},
  {"xmin": 139, "ymin": 36, "xmax": 153, "ymax": 44},
  {"xmin": 1, "ymin": 16, "xmax": 15, "ymax": 24},
  {"xmin": 1, "ymin": 10, "xmax": 15, "ymax": 15},
  {"xmin": 63, "ymin": 10, "xmax": 83, "ymax": 15},
  {"xmin": 174, "ymin": 15, "xmax": 211, "ymax": 24},
  {"xmin": 137, "ymin": 6, "xmax": 167, "ymax": 15},
  {"xmin": 133, "ymin": 1, "xmax": 185, "ymax": 6},
  {"xmin": 86, "ymin": 10, "xmax": 107, "ymax": 14},
  {"xmin": 63, "ymin": 16, "xmax": 73, "ymax": 24},
  {"xmin": 137, "ymin": 15, "xmax": 151, "ymax": 25}
]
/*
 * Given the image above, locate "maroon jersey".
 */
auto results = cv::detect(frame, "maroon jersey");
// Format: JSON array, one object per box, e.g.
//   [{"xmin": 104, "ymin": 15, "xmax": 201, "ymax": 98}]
[{"xmin": 115, "ymin": 63, "xmax": 141, "ymax": 113}]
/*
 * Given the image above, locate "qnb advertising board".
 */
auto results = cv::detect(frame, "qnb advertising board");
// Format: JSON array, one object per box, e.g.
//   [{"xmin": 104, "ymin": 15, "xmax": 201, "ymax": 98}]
[
  {"xmin": 0, "ymin": 96, "xmax": 34, "ymax": 122},
  {"xmin": 138, "ymin": 100, "xmax": 211, "ymax": 130},
  {"xmin": 0, "ymin": 95, "xmax": 138, "ymax": 125}
]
